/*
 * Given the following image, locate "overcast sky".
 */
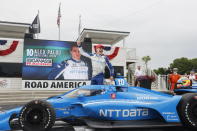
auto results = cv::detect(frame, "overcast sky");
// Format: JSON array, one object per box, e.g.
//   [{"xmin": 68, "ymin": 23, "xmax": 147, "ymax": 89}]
[{"xmin": 1, "ymin": 0, "xmax": 197, "ymax": 69}]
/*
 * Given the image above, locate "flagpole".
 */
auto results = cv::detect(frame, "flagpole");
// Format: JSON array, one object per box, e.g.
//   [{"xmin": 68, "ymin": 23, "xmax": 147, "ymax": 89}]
[
  {"xmin": 37, "ymin": 10, "xmax": 40, "ymax": 39},
  {"xmin": 57, "ymin": 3, "xmax": 61, "ymax": 40},
  {"xmin": 78, "ymin": 15, "xmax": 81, "ymax": 37},
  {"xmin": 58, "ymin": 23, "xmax": 60, "ymax": 40}
]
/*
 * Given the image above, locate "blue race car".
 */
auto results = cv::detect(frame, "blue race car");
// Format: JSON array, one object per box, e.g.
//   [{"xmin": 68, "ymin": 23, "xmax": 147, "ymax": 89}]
[{"xmin": 1, "ymin": 84, "xmax": 197, "ymax": 131}]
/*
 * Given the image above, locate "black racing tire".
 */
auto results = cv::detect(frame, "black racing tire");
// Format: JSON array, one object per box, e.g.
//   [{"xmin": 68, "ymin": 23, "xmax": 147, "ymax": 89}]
[
  {"xmin": 177, "ymin": 93, "xmax": 197, "ymax": 130},
  {"xmin": 19, "ymin": 100, "xmax": 56, "ymax": 131}
]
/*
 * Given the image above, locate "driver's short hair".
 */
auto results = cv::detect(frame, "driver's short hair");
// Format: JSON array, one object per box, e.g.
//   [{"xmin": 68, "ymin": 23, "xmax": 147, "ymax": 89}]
[{"xmin": 70, "ymin": 43, "xmax": 78, "ymax": 51}]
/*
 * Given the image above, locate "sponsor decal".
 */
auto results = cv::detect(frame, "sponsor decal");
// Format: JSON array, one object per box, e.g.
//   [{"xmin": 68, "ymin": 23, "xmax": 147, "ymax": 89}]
[
  {"xmin": 63, "ymin": 112, "xmax": 70, "ymax": 114},
  {"xmin": 22, "ymin": 80, "xmax": 90, "ymax": 90},
  {"xmin": 162, "ymin": 112, "xmax": 179, "ymax": 121},
  {"xmin": 99, "ymin": 108, "xmax": 149, "ymax": 118},
  {"xmin": 162, "ymin": 112, "xmax": 175, "ymax": 115},
  {"xmin": 166, "ymin": 115, "xmax": 178, "ymax": 121},
  {"xmin": 55, "ymin": 108, "xmax": 66, "ymax": 111},
  {"xmin": 135, "ymin": 95, "xmax": 158, "ymax": 100},
  {"xmin": 44, "ymin": 108, "xmax": 51, "ymax": 128},
  {"xmin": 185, "ymin": 103, "xmax": 196, "ymax": 126},
  {"xmin": 26, "ymin": 58, "xmax": 52, "ymax": 66},
  {"xmin": 111, "ymin": 93, "xmax": 116, "ymax": 99}
]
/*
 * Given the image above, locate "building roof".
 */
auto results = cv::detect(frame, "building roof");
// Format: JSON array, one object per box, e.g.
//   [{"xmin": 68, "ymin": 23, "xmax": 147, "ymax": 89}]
[
  {"xmin": 0, "ymin": 21, "xmax": 30, "ymax": 39},
  {"xmin": 78, "ymin": 28, "xmax": 130, "ymax": 45}
]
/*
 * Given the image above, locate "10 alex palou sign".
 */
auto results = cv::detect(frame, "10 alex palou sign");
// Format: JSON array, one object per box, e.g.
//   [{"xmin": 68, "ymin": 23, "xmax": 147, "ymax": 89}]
[{"xmin": 22, "ymin": 39, "xmax": 92, "ymax": 90}]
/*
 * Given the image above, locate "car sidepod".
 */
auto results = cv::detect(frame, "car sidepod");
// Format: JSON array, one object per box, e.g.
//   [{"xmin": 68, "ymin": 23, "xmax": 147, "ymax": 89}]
[
  {"xmin": 81, "ymin": 96, "xmax": 182, "ymax": 122},
  {"xmin": 47, "ymin": 97, "xmax": 88, "ymax": 119},
  {"xmin": 149, "ymin": 95, "xmax": 182, "ymax": 122}
]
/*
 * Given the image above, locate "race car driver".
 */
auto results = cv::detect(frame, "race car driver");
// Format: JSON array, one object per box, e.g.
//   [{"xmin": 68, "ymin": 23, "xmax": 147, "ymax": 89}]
[
  {"xmin": 77, "ymin": 41, "xmax": 114, "ymax": 85},
  {"xmin": 48, "ymin": 43, "xmax": 88, "ymax": 80}
]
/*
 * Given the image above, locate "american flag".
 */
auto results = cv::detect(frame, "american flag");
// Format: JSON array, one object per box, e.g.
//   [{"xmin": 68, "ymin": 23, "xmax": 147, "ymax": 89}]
[{"xmin": 57, "ymin": 3, "xmax": 61, "ymax": 27}]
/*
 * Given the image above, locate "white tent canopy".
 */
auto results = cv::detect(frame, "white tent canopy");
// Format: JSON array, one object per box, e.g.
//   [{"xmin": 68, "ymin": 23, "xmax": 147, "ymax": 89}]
[
  {"xmin": 0, "ymin": 21, "xmax": 30, "ymax": 39},
  {"xmin": 78, "ymin": 28, "xmax": 130, "ymax": 45}
]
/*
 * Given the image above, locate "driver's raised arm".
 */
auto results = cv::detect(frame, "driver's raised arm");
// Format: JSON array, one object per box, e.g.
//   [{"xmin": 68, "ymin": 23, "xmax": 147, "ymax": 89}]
[{"xmin": 77, "ymin": 41, "xmax": 92, "ymax": 58}]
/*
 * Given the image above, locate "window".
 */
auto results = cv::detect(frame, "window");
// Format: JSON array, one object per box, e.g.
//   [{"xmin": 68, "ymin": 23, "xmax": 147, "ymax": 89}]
[{"xmin": 0, "ymin": 63, "xmax": 22, "ymax": 77}]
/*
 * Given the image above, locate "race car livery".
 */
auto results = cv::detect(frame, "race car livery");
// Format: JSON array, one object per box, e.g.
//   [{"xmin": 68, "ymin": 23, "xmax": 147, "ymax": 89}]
[{"xmin": 1, "ymin": 83, "xmax": 197, "ymax": 131}]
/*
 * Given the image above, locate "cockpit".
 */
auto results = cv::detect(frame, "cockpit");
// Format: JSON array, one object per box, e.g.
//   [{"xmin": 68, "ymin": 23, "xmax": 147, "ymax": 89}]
[{"xmin": 64, "ymin": 88, "xmax": 106, "ymax": 98}]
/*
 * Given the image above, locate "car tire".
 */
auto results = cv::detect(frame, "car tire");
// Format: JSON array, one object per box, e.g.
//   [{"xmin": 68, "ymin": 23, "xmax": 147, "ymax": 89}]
[
  {"xmin": 19, "ymin": 100, "xmax": 56, "ymax": 131},
  {"xmin": 177, "ymin": 93, "xmax": 197, "ymax": 130}
]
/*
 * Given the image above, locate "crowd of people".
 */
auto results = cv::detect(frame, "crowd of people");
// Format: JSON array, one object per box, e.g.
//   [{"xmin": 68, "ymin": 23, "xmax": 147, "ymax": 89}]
[
  {"xmin": 133, "ymin": 65, "xmax": 197, "ymax": 91},
  {"xmin": 168, "ymin": 68, "xmax": 197, "ymax": 90}
]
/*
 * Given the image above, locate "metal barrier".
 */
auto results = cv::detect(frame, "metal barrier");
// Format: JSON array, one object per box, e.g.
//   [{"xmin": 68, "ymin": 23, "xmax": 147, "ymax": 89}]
[{"xmin": 151, "ymin": 75, "xmax": 169, "ymax": 91}]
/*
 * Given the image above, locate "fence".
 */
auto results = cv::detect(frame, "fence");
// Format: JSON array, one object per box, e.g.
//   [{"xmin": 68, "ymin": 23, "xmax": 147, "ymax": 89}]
[{"xmin": 151, "ymin": 75, "xmax": 169, "ymax": 91}]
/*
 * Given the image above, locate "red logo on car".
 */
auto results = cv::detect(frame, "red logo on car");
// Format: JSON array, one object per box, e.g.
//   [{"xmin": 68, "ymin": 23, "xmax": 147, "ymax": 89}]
[{"xmin": 111, "ymin": 93, "xmax": 116, "ymax": 99}]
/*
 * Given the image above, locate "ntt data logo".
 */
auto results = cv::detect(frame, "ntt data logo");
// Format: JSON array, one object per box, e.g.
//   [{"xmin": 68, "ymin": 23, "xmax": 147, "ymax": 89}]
[{"xmin": 99, "ymin": 108, "xmax": 149, "ymax": 118}]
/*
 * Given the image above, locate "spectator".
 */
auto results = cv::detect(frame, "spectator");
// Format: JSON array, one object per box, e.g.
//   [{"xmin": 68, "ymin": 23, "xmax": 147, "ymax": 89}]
[
  {"xmin": 168, "ymin": 68, "xmax": 181, "ymax": 91},
  {"xmin": 134, "ymin": 65, "xmax": 144, "ymax": 86},
  {"xmin": 188, "ymin": 70, "xmax": 197, "ymax": 83}
]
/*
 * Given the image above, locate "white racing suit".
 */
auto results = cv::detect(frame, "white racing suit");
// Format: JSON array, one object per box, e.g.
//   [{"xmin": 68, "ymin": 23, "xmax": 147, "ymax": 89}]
[
  {"xmin": 79, "ymin": 46, "xmax": 114, "ymax": 85},
  {"xmin": 48, "ymin": 59, "xmax": 88, "ymax": 80}
]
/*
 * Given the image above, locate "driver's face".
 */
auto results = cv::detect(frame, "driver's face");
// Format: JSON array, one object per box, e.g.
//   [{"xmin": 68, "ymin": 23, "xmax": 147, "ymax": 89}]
[
  {"xmin": 70, "ymin": 46, "xmax": 81, "ymax": 61},
  {"xmin": 96, "ymin": 47, "xmax": 103, "ymax": 55}
]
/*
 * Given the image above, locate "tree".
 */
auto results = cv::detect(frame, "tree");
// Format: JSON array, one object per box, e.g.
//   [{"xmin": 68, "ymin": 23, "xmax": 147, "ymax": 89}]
[
  {"xmin": 142, "ymin": 56, "xmax": 151, "ymax": 75},
  {"xmin": 154, "ymin": 57, "xmax": 197, "ymax": 75},
  {"xmin": 191, "ymin": 58, "xmax": 197, "ymax": 71},
  {"xmin": 154, "ymin": 67, "xmax": 167, "ymax": 75},
  {"xmin": 170, "ymin": 57, "xmax": 193, "ymax": 74}
]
